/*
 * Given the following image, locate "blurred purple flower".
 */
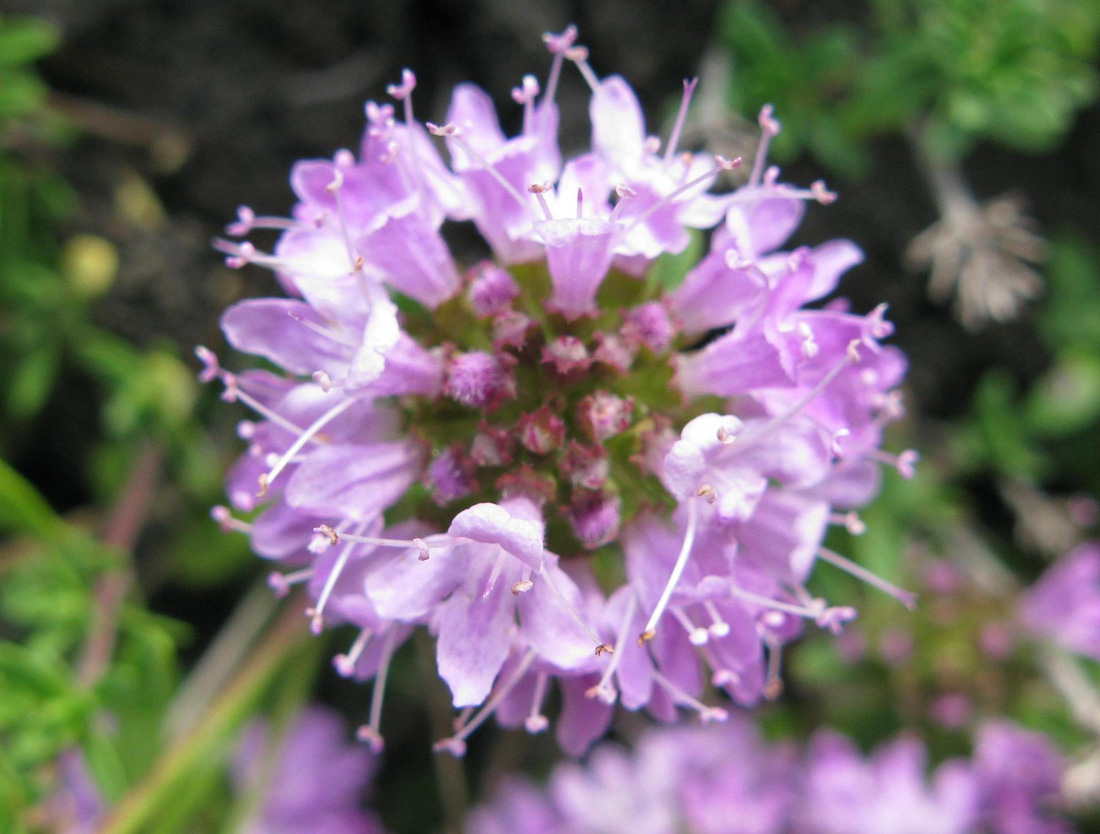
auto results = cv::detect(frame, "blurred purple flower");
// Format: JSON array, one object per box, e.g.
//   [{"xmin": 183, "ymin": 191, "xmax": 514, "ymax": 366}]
[
  {"xmin": 470, "ymin": 719, "xmax": 1070, "ymax": 834},
  {"xmin": 232, "ymin": 707, "xmax": 385, "ymax": 834},
  {"xmin": 1019, "ymin": 541, "xmax": 1100, "ymax": 660}
]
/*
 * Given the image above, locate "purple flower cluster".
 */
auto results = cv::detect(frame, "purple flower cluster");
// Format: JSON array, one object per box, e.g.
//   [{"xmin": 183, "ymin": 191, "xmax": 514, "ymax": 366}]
[
  {"xmin": 469, "ymin": 719, "xmax": 1070, "ymax": 834},
  {"xmin": 201, "ymin": 26, "xmax": 915, "ymax": 753}
]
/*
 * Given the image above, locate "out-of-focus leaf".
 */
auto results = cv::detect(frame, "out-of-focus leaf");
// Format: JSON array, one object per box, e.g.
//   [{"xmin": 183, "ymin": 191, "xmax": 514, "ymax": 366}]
[
  {"xmin": 6, "ymin": 345, "xmax": 61, "ymax": 421},
  {"xmin": 0, "ymin": 18, "xmax": 59, "ymax": 67},
  {"xmin": 1024, "ymin": 351, "xmax": 1100, "ymax": 437},
  {"xmin": 0, "ymin": 457, "xmax": 68, "ymax": 543}
]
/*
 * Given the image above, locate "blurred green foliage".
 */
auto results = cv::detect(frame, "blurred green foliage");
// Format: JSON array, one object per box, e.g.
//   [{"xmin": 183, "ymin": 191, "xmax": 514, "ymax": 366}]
[{"xmin": 721, "ymin": 0, "xmax": 1100, "ymax": 175}]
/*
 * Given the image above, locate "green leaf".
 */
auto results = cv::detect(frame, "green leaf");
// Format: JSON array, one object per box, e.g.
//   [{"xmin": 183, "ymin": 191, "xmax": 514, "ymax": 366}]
[
  {"xmin": 0, "ymin": 456, "xmax": 68, "ymax": 543},
  {"xmin": 1024, "ymin": 350, "xmax": 1100, "ymax": 436},
  {"xmin": 0, "ymin": 18, "xmax": 59, "ymax": 67}
]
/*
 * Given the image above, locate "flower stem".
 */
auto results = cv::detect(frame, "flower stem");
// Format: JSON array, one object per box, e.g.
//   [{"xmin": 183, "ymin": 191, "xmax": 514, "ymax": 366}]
[{"xmin": 94, "ymin": 602, "xmax": 311, "ymax": 834}]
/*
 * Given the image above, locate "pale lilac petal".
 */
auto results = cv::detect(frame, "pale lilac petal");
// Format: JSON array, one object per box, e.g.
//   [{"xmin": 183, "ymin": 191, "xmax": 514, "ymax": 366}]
[
  {"xmin": 556, "ymin": 674, "xmax": 614, "ymax": 756},
  {"xmin": 518, "ymin": 564, "xmax": 598, "ymax": 671},
  {"xmin": 448, "ymin": 502, "xmax": 545, "ymax": 569},
  {"xmin": 590, "ymin": 76, "xmax": 646, "ymax": 166},
  {"xmin": 538, "ymin": 218, "xmax": 617, "ymax": 320},
  {"xmin": 434, "ymin": 586, "xmax": 516, "ymax": 707},
  {"xmin": 221, "ymin": 299, "xmax": 349, "ymax": 376},
  {"xmin": 285, "ymin": 441, "xmax": 422, "ymax": 522}
]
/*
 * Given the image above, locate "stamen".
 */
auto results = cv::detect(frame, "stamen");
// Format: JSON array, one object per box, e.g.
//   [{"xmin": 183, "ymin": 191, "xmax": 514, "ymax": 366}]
[
  {"xmin": 608, "ymin": 183, "xmax": 635, "ymax": 223},
  {"xmin": 817, "ymin": 546, "xmax": 917, "ymax": 609},
  {"xmin": 651, "ymin": 669, "xmax": 728, "ymax": 723},
  {"xmin": 703, "ymin": 600, "xmax": 730, "ymax": 638},
  {"xmin": 511, "ymin": 74, "xmax": 540, "ymax": 135},
  {"xmin": 663, "ymin": 77, "xmax": 699, "ymax": 165},
  {"xmin": 321, "ymin": 529, "xmax": 435, "ymax": 560},
  {"xmin": 334, "ymin": 628, "xmax": 374, "ymax": 677},
  {"xmin": 640, "ymin": 498, "xmax": 699, "ymax": 642},
  {"xmin": 266, "ymin": 567, "xmax": 313, "ymax": 599},
  {"xmin": 588, "ymin": 592, "xmax": 637, "ymax": 705},
  {"xmin": 357, "ymin": 628, "xmax": 399, "ymax": 754},
  {"xmin": 286, "ymin": 311, "xmax": 359, "ymax": 348},
  {"xmin": 483, "ymin": 548, "xmax": 509, "ymax": 598},
  {"xmin": 541, "ymin": 25, "xmax": 578, "ymax": 107},
  {"xmin": 210, "ymin": 505, "xmax": 252, "ymax": 535},
  {"xmin": 540, "ymin": 567, "xmax": 611, "ymax": 653},
  {"xmin": 528, "ymin": 182, "xmax": 555, "ymax": 220},
  {"xmin": 737, "ymin": 339, "xmax": 862, "ymax": 450},
  {"xmin": 386, "ymin": 68, "xmax": 417, "ymax": 125},
  {"xmin": 434, "ymin": 649, "xmax": 538, "ymax": 757},
  {"xmin": 866, "ymin": 448, "xmax": 919, "ymax": 478},
  {"xmin": 622, "ymin": 158, "xmax": 730, "ymax": 240},
  {"xmin": 512, "ymin": 566, "xmax": 533, "ymax": 595},
  {"xmin": 728, "ymin": 583, "xmax": 832, "ymax": 623},
  {"xmin": 566, "ymin": 46, "xmax": 599, "ymax": 92},
  {"xmin": 440, "ymin": 129, "xmax": 540, "ymax": 224},
  {"xmin": 830, "ymin": 511, "xmax": 867, "ymax": 535},
  {"xmin": 260, "ymin": 396, "xmax": 359, "ymax": 494},
  {"xmin": 671, "ymin": 606, "xmax": 709, "ymax": 646},
  {"xmin": 225, "ymin": 205, "xmax": 296, "ymax": 236},
  {"xmin": 524, "ymin": 672, "xmax": 550, "ymax": 733},
  {"xmin": 307, "ymin": 532, "xmax": 362, "ymax": 634},
  {"xmin": 749, "ymin": 105, "xmax": 780, "ymax": 188}
]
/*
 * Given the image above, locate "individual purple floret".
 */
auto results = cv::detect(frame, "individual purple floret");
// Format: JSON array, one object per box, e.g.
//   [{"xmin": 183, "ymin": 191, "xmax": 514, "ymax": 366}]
[
  {"xmin": 231, "ymin": 706, "xmax": 386, "ymax": 834},
  {"xmin": 1019, "ymin": 541, "xmax": 1100, "ymax": 660},
  {"xmin": 202, "ymin": 24, "xmax": 915, "ymax": 753}
]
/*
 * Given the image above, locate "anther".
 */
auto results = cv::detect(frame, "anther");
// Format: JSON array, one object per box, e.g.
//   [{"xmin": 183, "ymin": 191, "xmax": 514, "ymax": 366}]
[
  {"xmin": 595, "ymin": 643, "xmax": 614, "ymax": 656},
  {"xmin": 715, "ymin": 155, "xmax": 743, "ymax": 171},
  {"xmin": 511, "ymin": 74, "xmax": 540, "ymax": 105},
  {"xmin": 386, "ymin": 68, "xmax": 417, "ymax": 100},
  {"xmin": 357, "ymin": 725, "xmax": 385, "ymax": 755},
  {"xmin": 811, "ymin": 180, "xmax": 837, "ymax": 204},
  {"xmin": 758, "ymin": 104, "xmax": 781, "ymax": 136},
  {"xmin": 427, "ymin": 122, "xmax": 458, "ymax": 137},
  {"xmin": 226, "ymin": 206, "xmax": 255, "ymax": 236},
  {"xmin": 511, "ymin": 579, "xmax": 534, "ymax": 595},
  {"xmin": 897, "ymin": 450, "xmax": 919, "ymax": 479},
  {"xmin": 315, "ymin": 524, "xmax": 341, "ymax": 545},
  {"xmin": 542, "ymin": 25, "xmax": 578, "ymax": 55},
  {"xmin": 312, "ymin": 371, "xmax": 332, "ymax": 392}
]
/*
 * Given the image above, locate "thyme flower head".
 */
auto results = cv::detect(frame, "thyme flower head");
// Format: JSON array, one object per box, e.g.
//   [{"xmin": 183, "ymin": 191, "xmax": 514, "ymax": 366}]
[{"xmin": 200, "ymin": 26, "xmax": 914, "ymax": 755}]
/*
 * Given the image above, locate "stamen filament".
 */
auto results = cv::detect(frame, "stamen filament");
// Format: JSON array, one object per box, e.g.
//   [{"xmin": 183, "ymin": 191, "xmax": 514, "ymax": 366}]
[
  {"xmin": 663, "ymin": 78, "xmax": 699, "ymax": 165},
  {"xmin": 525, "ymin": 672, "xmax": 550, "ymax": 733},
  {"xmin": 260, "ymin": 396, "xmax": 359, "ymax": 494},
  {"xmin": 817, "ymin": 546, "xmax": 917, "ymax": 609},
  {"xmin": 308, "ymin": 533, "xmax": 361, "ymax": 634},
  {"xmin": 358, "ymin": 627, "xmax": 399, "ymax": 753},
  {"xmin": 435, "ymin": 649, "xmax": 538, "ymax": 755},
  {"xmin": 651, "ymin": 668, "xmax": 728, "ymax": 723},
  {"xmin": 641, "ymin": 498, "xmax": 699, "ymax": 642}
]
